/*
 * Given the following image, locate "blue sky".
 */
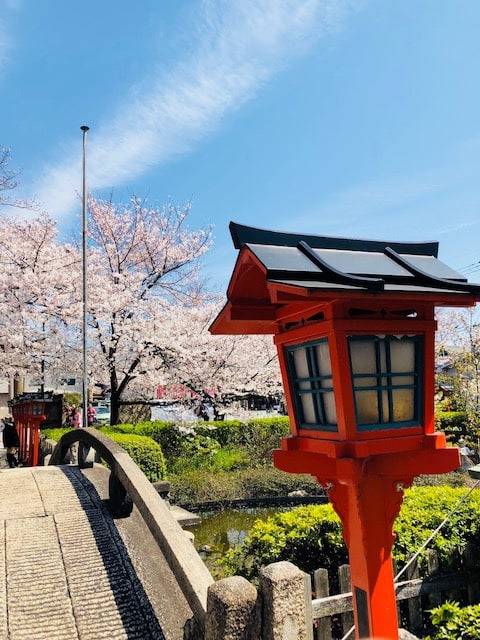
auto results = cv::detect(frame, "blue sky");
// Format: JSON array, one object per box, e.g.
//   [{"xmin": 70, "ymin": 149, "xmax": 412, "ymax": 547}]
[{"xmin": 2, "ymin": 0, "xmax": 480, "ymax": 290}]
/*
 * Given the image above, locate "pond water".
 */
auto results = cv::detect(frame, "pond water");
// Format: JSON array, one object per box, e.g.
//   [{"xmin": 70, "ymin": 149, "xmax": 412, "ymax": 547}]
[{"xmin": 184, "ymin": 507, "xmax": 290, "ymax": 576}]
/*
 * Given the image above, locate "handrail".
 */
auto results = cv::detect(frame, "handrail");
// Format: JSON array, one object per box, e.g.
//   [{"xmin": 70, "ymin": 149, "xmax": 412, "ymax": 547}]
[{"xmin": 49, "ymin": 428, "xmax": 214, "ymax": 629}]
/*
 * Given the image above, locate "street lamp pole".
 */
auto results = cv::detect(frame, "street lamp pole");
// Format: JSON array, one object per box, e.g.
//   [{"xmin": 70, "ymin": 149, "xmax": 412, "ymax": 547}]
[{"xmin": 81, "ymin": 125, "xmax": 89, "ymax": 429}]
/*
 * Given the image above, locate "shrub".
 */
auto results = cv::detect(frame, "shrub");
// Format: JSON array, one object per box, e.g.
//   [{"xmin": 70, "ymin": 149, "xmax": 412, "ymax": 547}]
[
  {"xmin": 102, "ymin": 417, "xmax": 291, "ymax": 472},
  {"xmin": 221, "ymin": 485, "xmax": 480, "ymax": 582},
  {"xmin": 413, "ymin": 471, "xmax": 471, "ymax": 488},
  {"xmin": 427, "ymin": 601, "xmax": 480, "ymax": 640},
  {"xmin": 394, "ymin": 485, "xmax": 480, "ymax": 571},
  {"xmin": 169, "ymin": 467, "xmax": 325, "ymax": 505},
  {"xmin": 168, "ymin": 470, "xmax": 240, "ymax": 504},
  {"xmin": 435, "ymin": 411, "xmax": 470, "ymax": 444},
  {"xmin": 222, "ymin": 503, "xmax": 346, "ymax": 582},
  {"xmin": 196, "ymin": 417, "xmax": 290, "ymax": 464},
  {"xmin": 107, "ymin": 433, "xmax": 166, "ymax": 482},
  {"xmin": 40, "ymin": 426, "xmax": 166, "ymax": 482},
  {"xmin": 42, "ymin": 427, "xmax": 71, "ymax": 441},
  {"xmin": 137, "ymin": 422, "xmax": 191, "ymax": 458}
]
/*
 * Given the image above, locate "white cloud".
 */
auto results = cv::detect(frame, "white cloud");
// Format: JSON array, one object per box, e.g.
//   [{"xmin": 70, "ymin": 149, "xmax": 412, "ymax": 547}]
[
  {"xmin": 0, "ymin": 0, "xmax": 25, "ymax": 85},
  {"xmin": 34, "ymin": 0, "xmax": 358, "ymax": 218}
]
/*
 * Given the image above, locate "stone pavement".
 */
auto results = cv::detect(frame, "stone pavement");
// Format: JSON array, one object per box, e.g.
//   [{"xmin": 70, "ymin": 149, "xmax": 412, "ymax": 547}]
[{"xmin": 0, "ymin": 463, "xmax": 175, "ymax": 640}]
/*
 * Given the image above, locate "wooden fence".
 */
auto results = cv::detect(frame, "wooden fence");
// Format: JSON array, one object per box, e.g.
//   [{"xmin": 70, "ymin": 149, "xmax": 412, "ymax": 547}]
[{"xmin": 307, "ymin": 543, "xmax": 480, "ymax": 639}]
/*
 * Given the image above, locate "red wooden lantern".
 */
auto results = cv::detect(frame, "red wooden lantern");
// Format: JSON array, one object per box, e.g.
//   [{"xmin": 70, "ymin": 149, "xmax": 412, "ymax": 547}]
[
  {"xmin": 11, "ymin": 394, "xmax": 48, "ymax": 466},
  {"xmin": 210, "ymin": 222, "xmax": 480, "ymax": 640}
]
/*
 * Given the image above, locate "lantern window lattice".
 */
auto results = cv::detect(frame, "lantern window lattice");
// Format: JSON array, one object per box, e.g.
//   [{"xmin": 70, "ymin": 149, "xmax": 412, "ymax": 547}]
[
  {"xmin": 286, "ymin": 338, "xmax": 337, "ymax": 431},
  {"xmin": 348, "ymin": 334, "xmax": 422, "ymax": 430}
]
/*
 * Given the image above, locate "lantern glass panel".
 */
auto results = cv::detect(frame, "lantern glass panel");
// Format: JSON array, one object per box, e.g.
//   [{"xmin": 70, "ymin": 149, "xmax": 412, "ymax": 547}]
[
  {"xmin": 286, "ymin": 338, "xmax": 337, "ymax": 431},
  {"xmin": 392, "ymin": 389, "xmax": 415, "ymax": 421},
  {"xmin": 355, "ymin": 390, "xmax": 380, "ymax": 424},
  {"xmin": 390, "ymin": 339, "xmax": 415, "ymax": 372},
  {"xmin": 348, "ymin": 335, "xmax": 421, "ymax": 431}
]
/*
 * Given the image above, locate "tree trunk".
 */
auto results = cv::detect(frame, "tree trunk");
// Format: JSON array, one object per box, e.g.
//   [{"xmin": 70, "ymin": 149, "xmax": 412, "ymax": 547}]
[{"xmin": 109, "ymin": 373, "xmax": 120, "ymax": 425}]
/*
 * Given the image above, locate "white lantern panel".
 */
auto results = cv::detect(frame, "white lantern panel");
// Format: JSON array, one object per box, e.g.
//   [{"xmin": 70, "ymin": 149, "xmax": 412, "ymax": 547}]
[
  {"xmin": 323, "ymin": 391, "xmax": 337, "ymax": 424},
  {"xmin": 349, "ymin": 340, "xmax": 376, "ymax": 375},
  {"xmin": 392, "ymin": 389, "xmax": 415, "ymax": 422},
  {"xmin": 300, "ymin": 393, "xmax": 316, "ymax": 424},
  {"xmin": 390, "ymin": 339, "xmax": 415, "ymax": 373},
  {"xmin": 293, "ymin": 348, "xmax": 309, "ymax": 379},
  {"xmin": 315, "ymin": 341, "xmax": 333, "ymax": 376}
]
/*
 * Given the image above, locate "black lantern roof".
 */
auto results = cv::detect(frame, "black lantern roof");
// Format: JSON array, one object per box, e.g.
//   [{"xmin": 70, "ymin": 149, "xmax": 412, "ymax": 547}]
[{"xmin": 229, "ymin": 222, "xmax": 480, "ymax": 296}]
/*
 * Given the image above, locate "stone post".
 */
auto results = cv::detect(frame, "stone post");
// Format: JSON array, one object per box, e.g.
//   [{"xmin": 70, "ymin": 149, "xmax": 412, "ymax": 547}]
[
  {"xmin": 204, "ymin": 576, "xmax": 259, "ymax": 640},
  {"xmin": 260, "ymin": 561, "xmax": 310, "ymax": 640}
]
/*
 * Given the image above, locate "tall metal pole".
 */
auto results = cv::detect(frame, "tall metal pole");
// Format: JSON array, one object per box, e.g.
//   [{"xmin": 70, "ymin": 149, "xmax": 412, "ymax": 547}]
[{"xmin": 81, "ymin": 125, "xmax": 90, "ymax": 429}]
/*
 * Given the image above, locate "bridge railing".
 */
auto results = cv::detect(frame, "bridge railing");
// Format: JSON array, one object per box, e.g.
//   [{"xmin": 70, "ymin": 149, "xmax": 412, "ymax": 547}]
[
  {"xmin": 49, "ymin": 427, "xmax": 214, "ymax": 632},
  {"xmin": 48, "ymin": 428, "xmax": 316, "ymax": 640}
]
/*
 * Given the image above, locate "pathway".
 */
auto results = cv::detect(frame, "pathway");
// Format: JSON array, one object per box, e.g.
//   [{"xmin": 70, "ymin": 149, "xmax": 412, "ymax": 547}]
[{"xmin": 0, "ymin": 460, "xmax": 193, "ymax": 640}]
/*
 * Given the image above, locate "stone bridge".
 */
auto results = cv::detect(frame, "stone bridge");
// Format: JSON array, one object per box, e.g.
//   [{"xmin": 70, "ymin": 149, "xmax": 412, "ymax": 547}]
[
  {"xmin": 0, "ymin": 428, "xmax": 313, "ymax": 640},
  {"xmin": 0, "ymin": 464, "xmax": 197, "ymax": 639}
]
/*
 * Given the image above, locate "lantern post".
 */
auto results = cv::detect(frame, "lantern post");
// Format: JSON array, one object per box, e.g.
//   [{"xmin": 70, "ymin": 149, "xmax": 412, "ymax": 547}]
[{"xmin": 210, "ymin": 222, "xmax": 480, "ymax": 639}]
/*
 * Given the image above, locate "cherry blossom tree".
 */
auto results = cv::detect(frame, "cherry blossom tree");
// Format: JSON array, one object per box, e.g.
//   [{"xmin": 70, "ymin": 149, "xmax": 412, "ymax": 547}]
[
  {"xmin": 436, "ymin": 307, "xmax": 480, "ymax": 415},
  {"xmin": 0, "ymin": 147, "xmax": 38, "ymax": 211},
  {"xmin": 152, "ymin": 302, "xmax": 283, "ymax": 418},
  {"xmin": 0, "ymin": 211, "xmax": 80, "ymax": 386},
  {"xmin": 0, "ymin": 181, "xmax": 281, "ymax": 422},
  {"xmin": 85, "ymin": 197, "xmax": 212, "ymax": 424}
]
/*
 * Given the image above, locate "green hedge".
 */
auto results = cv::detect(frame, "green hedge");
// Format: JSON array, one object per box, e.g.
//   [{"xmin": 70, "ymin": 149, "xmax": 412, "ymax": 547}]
[
  {"xmin": 99, "ymin": 417, "xmax": 291, "ymax": 471},
  {"xmin": 222, "ymin": 485, "xmax": 480, "ymax": 583},
  {"xmin": 41, "ymin": 426, "xmax": 166, "ymax": 482},
  {"xmin": 221, "ymin": 502, "xmax": 346, "ymax": 582},
  {"xmin": 106, "ymin": 432, "xmax": 166, "ymax": 482}
]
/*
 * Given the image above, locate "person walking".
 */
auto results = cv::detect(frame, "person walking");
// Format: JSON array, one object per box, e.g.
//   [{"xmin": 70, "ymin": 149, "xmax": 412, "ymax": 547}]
[{"xmin": 3, "ymin": 414, "xmax": 20, "ymax": 468}]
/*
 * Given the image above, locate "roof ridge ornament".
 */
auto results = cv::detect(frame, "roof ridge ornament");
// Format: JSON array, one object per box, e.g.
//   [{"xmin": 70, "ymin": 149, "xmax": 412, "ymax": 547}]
[
  {"xmin": 297, "ymin": 241, "xmax": 385, "ymax": 293},
  {"xmin": 229, "ymin": 221, "xmax": 440, "ymax": 256}
]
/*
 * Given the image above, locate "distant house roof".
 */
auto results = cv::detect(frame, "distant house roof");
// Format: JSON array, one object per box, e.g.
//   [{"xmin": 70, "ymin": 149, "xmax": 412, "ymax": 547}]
[{"xmin": 211, "ymin": 222, "xmax": 480, "ymax": 334}]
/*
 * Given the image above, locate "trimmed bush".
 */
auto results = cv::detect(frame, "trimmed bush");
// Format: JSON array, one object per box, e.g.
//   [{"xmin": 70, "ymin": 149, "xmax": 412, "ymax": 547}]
[
  {"xmin": 41, "ymin": 426, "xmax": 166, "ymax": 482},
  {"xmin": 106, "ymin": 432, "xmax": 166, "ymax": 482},
  {"xmin": 102, "ymin": 417, "xmax": 291, "ymax": 472},
  {"xmin": 221, "ymin": 485, "xmax": 480, "ymax": 582},
  {"xmin": 42, "ymin": 427, "xmax": 71, "ymax": 441},
  {"xmin": 221, "ymin": 503, "xmax": 346, "ymax": 582},
  {"xmin": 435, "ymin": 411, "xmax": 470, "ymax": 444}
]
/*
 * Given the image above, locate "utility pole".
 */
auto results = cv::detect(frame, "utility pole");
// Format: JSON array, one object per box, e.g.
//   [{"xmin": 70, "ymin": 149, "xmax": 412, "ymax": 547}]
[{"xmin": 81, "ymin": 125, "xmax": 89, "ymax": 429}]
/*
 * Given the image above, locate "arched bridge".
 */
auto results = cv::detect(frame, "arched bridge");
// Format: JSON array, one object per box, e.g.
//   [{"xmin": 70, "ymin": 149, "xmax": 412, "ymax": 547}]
[
  {"xmin": 1, "ymin": 429, "xmax": 314, "ymax": 640},
  {"xmin": 0, "ymin": 428, "xmax": 213, "ymax": 640}
]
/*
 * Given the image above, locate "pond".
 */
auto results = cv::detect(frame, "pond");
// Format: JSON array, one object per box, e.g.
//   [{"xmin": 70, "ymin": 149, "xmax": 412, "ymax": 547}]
[{"xmin": 184, "ymin": 506, "xmax": 290, "ymax": 576}]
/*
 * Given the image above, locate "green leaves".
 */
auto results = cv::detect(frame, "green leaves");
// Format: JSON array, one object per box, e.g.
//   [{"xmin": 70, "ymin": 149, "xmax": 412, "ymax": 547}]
[
  {"xmin": 427, "ymin": 601, "xmax": 480, "ymax": 639},
  {"xmin": 221, "ymin": 485, "xmax": 480, "ymax": 587}
]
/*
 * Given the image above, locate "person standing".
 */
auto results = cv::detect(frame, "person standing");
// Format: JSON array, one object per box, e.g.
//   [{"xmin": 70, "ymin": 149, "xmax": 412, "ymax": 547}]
[
  {"xmin": 72, "ymin": 406, "xmax": 82, "ymax": 428},
  {"xmin": 87, "ymin": 404, "xmax": 96, "ymax": 426},
  {"xmin": 3, "ymin": 414, "xmax": 20, "ymax": 468},
  {"xmin": 69, "ymin": 406, "xmax": 84, "ymax": 464}
]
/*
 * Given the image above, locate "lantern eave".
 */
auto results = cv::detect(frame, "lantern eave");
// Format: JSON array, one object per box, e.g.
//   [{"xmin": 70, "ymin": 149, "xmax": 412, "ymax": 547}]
[{"xmin": 211, "ymin": 223, "xmax": 480, "ymax": 336}]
